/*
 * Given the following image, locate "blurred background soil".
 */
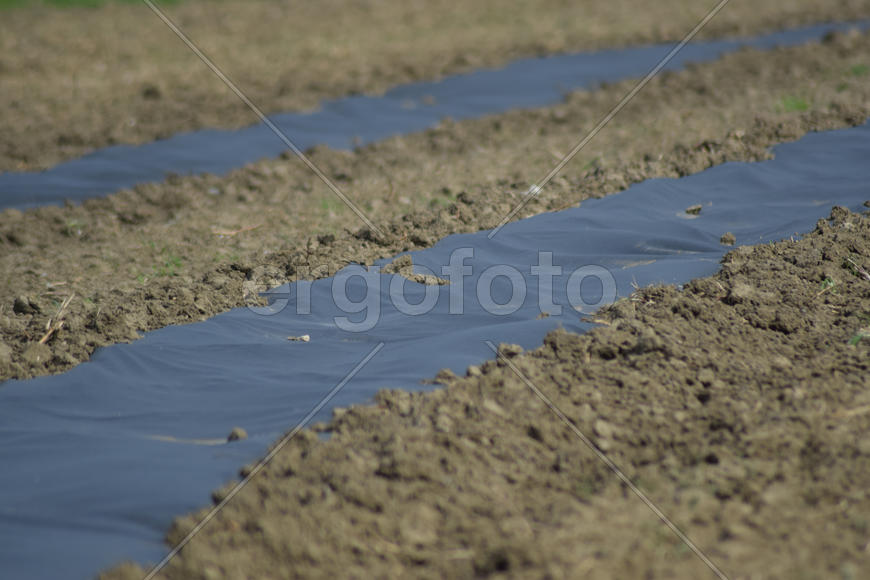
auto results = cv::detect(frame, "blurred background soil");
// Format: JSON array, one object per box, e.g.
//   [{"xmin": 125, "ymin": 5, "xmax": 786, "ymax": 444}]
[{"xmin": 1, "ymin": 0, "xmax": 869, "ymax": 171}]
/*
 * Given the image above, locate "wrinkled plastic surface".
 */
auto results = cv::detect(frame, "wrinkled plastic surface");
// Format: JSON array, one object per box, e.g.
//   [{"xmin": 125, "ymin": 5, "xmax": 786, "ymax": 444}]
[
  {"xmin": 0, "ymin": 118, "xmax": 868, "ymax": 578},
  {"xmin": 1, "ymin": 20, "xmax": 868, "ymax": 209}
]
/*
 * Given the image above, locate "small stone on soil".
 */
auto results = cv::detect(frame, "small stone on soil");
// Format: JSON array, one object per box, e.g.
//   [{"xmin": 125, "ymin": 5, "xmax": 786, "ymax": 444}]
[
  {"xmin": 13, "ymin": 296, "xmax": 39, "ymax": 315},
  {"xmin": 498, "ymin": 343, "xmax": 523, "ymax": 358},
  {"xmin": 22, "ymin": 343, "xmax": 51, "ymax": 365},
  {"xmin": 698, "ymin": 368, "xmax": 716, "ymax": 386},
  {"xmin": 227, "ymin": 427, "xmax": 248, "ymax": 442}
]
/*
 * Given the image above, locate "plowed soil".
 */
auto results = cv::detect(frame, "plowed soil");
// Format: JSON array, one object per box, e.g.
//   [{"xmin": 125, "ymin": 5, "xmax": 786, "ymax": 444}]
[
  {"xmin": 1, "ymin": 5, "xmax": 869, "ymax": 579},
  {"xmin": 2, "ymin": 0, "xmax": 870, "ymax": 171},
  {"xmin": 2, "ymin": 28, "xmax": 870, "ymax": 382},
  {"xmin": 105, "ymin": 206, "xmax": 870, "ymax": 579}
]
